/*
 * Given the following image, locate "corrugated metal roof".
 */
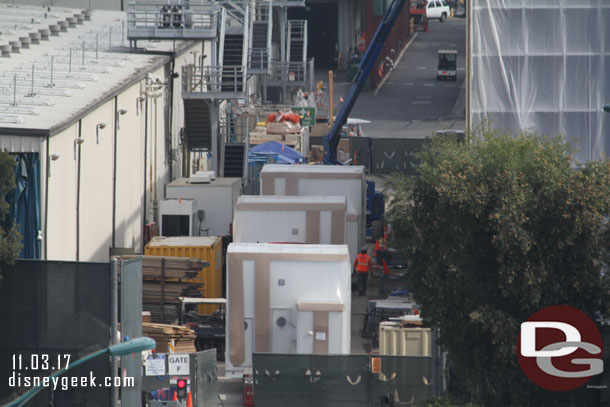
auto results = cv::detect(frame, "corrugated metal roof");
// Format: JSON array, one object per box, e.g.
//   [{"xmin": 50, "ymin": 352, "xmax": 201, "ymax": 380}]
[{"xmin": 0, "ymin": 3, "xmax": 193, "ymax": 134}]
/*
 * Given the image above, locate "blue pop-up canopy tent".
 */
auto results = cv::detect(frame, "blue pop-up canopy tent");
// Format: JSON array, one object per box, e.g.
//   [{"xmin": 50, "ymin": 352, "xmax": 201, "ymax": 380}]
[{"xmin": 249, "ymin": 141, "xmax": 306, "ymax": 164}]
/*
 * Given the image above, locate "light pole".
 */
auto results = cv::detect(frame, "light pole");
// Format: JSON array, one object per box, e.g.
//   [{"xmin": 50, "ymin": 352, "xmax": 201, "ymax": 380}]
[{"xmin": 5, "ymin": 337, "xmax": 155, "ymax": 407}]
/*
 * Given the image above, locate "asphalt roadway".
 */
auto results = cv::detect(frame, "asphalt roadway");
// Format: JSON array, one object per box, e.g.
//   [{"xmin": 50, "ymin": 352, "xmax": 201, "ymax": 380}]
[{"xmin": 329, "ymin": 14, "xmax": 466, "ymax": 139}]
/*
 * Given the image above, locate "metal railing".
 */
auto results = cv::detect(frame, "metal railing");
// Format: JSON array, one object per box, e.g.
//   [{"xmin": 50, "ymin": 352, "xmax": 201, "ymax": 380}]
[
  {"xmin": 127, "ymin": 1, "xmax": 219, "ymax": 40},
  {"xmin": 269, "ymin": 60, "xmax": 307, "ymax": 83},
  {"xmin": 182, "ymin": 64, "xmax": 246, "ymax": 95},
  {"xmin": 287, "ymin": 19, "xmax": 307, "ymax": 41},
  {"xmin": 248, "ymin": 48, "xmax": 269, "ymax": 70},
  {"xmin": 254, "ymin": 2, "xmax": 271, "ymax": 22},
  {"xmin": 264, "ymin": 0, "xmax": 304, "ymax": 6}
]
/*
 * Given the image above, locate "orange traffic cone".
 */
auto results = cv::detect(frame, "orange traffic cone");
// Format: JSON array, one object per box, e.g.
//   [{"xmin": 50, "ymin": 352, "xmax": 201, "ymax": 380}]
[
  {"xmin": 172, "ymin": 391, "xmax": 177, "ymax": 401},
  {"xmin": 186, "ymin": 392, "xmax": 193, "ymax": 407}
]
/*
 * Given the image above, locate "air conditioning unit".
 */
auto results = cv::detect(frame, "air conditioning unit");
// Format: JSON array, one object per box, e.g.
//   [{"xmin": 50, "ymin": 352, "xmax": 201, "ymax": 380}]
[{"xmin": 159, "ymin": 198, "xmax": 197, "ymax": 236}]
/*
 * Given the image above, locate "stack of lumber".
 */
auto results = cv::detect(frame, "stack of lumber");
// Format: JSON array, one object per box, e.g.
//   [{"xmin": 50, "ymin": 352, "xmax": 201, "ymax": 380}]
[
  {"xmin": 142, "ymin": 323, "xmax": 197, "ymax": 354},
  {"xmin": 117, "ymin": 255, "xmax": 207, "ymax": 279},
  {"xmin": 114, "ymin": 255, "xmax": 209, "ymax": 324}
]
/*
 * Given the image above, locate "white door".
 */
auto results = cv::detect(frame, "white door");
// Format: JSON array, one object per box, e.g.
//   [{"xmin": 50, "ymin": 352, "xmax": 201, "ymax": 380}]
[{"xmin": 296, "ymin": 311, "xmax": 314, "ymax": 354}]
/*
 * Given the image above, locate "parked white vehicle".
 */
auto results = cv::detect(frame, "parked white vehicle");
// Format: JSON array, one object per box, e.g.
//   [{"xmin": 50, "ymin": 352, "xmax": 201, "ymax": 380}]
[{"xmin": 426, "ymin": 0, "xmax": 450, "ymax": 22}]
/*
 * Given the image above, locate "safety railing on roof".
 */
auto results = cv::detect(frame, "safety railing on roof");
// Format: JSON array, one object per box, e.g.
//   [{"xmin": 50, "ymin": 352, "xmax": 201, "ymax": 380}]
[
  {"xmin": 182, "ymin": 64, "xmax": 246, "ymax": 96},
  {"xmin": 127, "ymin": 1, "xmax": 220, "ymax": 40}
]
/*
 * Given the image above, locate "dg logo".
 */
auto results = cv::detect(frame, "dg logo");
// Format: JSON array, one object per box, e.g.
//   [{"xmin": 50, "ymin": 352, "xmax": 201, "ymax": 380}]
[{"xmin": 517, "ymin": 305, "xmax": 603, "ymax": 391}]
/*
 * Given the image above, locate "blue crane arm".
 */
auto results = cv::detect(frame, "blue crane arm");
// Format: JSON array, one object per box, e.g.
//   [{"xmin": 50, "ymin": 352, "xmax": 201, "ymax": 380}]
[{"xmin": 323, "ymin": 0, "xmax": 408, "ymax": 165}]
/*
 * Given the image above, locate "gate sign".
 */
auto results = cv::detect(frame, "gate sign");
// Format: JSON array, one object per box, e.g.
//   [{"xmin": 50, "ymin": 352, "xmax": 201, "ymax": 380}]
[
  {"xmin": 168, "ymin": 354, "xmax": 190, "ymax": 375},
  {"xmin": 291, "ymin": 107, "xmax": 316, "ymax": 126}
]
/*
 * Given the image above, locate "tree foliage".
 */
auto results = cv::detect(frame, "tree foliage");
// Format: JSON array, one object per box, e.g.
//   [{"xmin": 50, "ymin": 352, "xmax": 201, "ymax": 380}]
[
  {"xmin": 388, "ymin": 127, "xmax": 610, "ymax": 406},
  {"xmin": 0, "ymin": 150, "xmax": 21, "ymax": 281}
]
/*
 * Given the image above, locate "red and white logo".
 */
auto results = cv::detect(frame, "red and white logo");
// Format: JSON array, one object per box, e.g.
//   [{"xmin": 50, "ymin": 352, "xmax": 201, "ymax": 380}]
[{"xmin": 517, "ymin": 305, "xmax": 603, "ymax": 391}]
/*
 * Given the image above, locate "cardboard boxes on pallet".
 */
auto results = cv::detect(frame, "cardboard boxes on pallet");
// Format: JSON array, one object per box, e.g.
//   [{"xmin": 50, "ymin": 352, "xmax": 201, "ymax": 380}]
[{"xmin": 225, "ymin": 243, "xmax": 351, "ymax": 378}]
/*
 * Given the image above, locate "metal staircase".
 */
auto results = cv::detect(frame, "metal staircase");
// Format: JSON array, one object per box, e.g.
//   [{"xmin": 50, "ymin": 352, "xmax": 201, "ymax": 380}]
[
  {"xmin": 268, "ymin": 18, "xmax": 307, "ymax": 91},
  {"xmin": 248, "ymin": 1, "xmax": 272, "ymax": 74},
  {"xmin": 181, "ymin": 3, "xmax": 248, "ymax": 100},
  {"xmin": 184, "ymin": 99, "xmax": 212, "ymax": 150},
  {"xmin": 223, "ymin": 143, "xmax": 246, "ymax": 177},
  {"xmin": 287, "ymin": 19, "xmax": 306, "ymax": 63}
]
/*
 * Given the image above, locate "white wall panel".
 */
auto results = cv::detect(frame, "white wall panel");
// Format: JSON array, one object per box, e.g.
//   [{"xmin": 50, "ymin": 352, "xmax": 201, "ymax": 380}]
[
  {"xmin": 79, "ymin": 101, "xmax": 115, "ymax": 262},
  {"xmin": 46, "ymin": 124, "xmax": 78, "ymax": 261}
]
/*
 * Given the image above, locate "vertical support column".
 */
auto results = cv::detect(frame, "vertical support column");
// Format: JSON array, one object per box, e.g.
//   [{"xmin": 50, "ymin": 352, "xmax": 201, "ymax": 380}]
[
  {"xmin": 279, "ymin": 7, "xmax": 286, "ymax": 63},
  {"xmin": 209, "ymin": 101, "xmax": 219, "ymax": 175},
  {"xmin": 110, "ymin": 259, "xmax": 118, "ymax": 407}
]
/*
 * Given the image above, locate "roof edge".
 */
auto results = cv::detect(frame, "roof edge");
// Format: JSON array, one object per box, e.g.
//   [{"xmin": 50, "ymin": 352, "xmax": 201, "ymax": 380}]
[{"xmin": 48, "ymin": 41, "xmax": 197, "ymax": 137}]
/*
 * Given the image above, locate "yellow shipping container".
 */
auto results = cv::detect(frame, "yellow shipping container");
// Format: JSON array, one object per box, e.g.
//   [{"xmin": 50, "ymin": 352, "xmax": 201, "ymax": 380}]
[{"xmin": 145, "ymin": 236, "xmax": 223, "ymax": 315}]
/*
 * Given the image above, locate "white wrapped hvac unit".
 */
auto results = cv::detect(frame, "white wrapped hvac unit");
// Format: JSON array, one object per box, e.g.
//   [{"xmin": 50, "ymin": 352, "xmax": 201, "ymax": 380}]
[
  {"xmin": 166, "ymin": 177, "xmax": 242, "ymax": 237},
  {"xmin": 225, "ymin": 243, "xmax": 352, "ymax": 378},
  {"xmin": 233, "ymin": 195, "xmax": 347, "ymax": 247},
  {"xmin": 259, "ymin": 164, "xmax": 366, "ymax": 262}
]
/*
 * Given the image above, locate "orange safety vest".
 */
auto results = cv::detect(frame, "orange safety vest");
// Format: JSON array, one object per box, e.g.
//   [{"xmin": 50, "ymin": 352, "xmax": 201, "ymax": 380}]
[{"xmin": 356, "ymin": 254, "xmax": 370, "ymax": 273}]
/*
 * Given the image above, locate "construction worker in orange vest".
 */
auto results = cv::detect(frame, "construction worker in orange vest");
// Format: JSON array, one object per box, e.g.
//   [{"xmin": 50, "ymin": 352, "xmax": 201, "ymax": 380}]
[{"xmin": 353, "ymin": 247, "xmax": 372, "ymax": 297}]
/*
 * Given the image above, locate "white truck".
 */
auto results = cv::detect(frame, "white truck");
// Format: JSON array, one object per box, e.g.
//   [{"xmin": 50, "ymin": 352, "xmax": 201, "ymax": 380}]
[{"xmin": 426, "ymin": 0, "xmax": 450, "ymax": 22}]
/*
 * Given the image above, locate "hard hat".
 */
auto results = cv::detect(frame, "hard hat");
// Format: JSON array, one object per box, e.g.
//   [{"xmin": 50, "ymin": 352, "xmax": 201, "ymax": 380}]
[{"xmin": 360, "ymin": 246, "xmax": 367, "ymax": 252}]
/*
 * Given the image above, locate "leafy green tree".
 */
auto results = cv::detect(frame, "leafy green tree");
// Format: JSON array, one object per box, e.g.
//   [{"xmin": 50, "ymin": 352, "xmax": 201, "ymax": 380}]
[
  {"xmin": 388, "ymin": 127, "xmax": 610, "ymax": 407},
  {"xmin": 0, "ymin": 149, "xmax": 21, "ymax": 282}
]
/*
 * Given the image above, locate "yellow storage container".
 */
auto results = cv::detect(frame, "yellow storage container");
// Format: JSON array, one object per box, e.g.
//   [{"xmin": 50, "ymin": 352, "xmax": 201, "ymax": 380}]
[{"xmin": 145, "ymin": 236, "xmax": 223, "ymax": 315}]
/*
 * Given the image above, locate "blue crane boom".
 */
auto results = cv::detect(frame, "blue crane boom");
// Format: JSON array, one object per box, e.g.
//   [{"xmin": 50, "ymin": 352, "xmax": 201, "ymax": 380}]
[{"xmin": 323, "ymin": 0, "xmax": 408, "ymax": 164}]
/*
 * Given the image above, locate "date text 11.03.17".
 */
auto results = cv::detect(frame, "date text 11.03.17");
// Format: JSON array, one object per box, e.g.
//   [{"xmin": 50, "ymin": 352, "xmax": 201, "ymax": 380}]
[{"xmin": 12, "ymin": 354, "xmax": 71, "ymax": 371}]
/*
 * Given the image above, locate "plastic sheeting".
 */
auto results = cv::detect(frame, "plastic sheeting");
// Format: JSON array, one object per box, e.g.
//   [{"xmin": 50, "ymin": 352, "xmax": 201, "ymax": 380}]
[
  {"xmin": 259, "ymin": 164, "xmax": 366, "ymax": 262},
  {"xmin": 470, "ymin": 1, "xmax": 610, "ymax": 162},
  {"xmin": 225, "ymin": 243, "xmax": 352, "ymax": 377},
  {"xmin": 233, "ymin": 195, "xmax": 347, "ymax": 246}
]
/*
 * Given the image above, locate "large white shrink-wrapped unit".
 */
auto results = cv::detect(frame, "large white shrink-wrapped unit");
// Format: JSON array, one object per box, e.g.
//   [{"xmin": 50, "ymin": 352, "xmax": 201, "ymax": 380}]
[
  {"xmin": 233, "ymin": 195, "xmax": 347, "ymax": 246},
  {"xmin": 225, "ymin": 243, "xmax": 351, "ymax": 378},
  {"xmin": 259, "ymin": 164, "xmax": 366, "ymax": 262}
]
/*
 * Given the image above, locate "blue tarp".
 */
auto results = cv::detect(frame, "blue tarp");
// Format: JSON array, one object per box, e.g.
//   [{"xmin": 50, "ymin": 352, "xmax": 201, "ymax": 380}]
[{"xmin": 250, "ymin": 141, "xmax": 305, "ymax": 164}]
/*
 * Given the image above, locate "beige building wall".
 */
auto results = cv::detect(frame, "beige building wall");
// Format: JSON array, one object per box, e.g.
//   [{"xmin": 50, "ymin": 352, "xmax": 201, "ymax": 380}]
[{"xmin": 43, "ymin": 41, "xmax": 203, "ymax": 262}]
